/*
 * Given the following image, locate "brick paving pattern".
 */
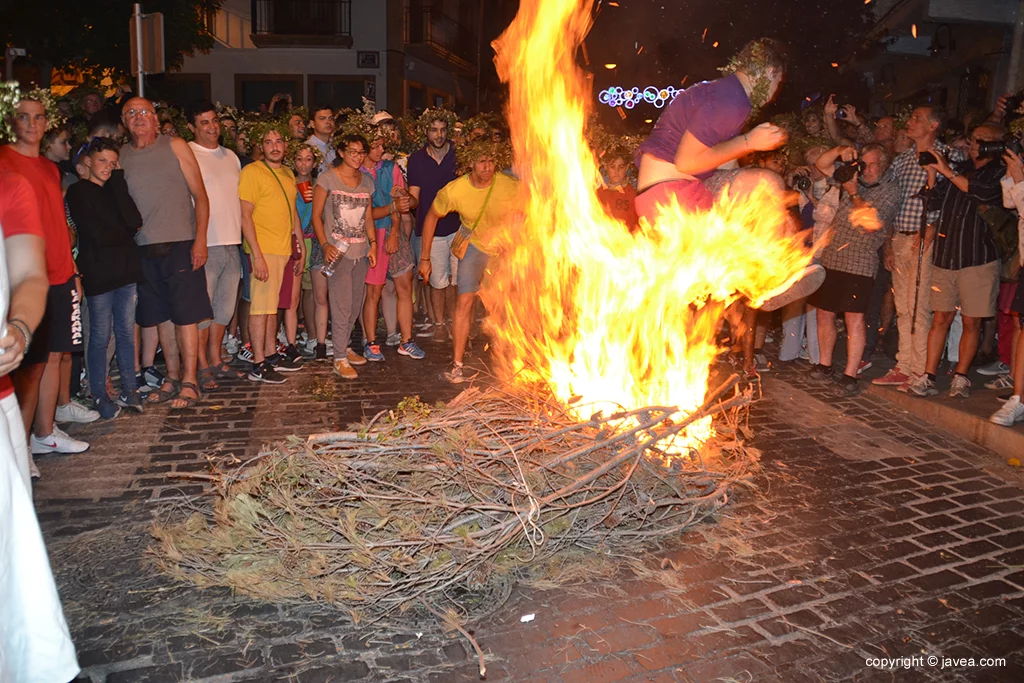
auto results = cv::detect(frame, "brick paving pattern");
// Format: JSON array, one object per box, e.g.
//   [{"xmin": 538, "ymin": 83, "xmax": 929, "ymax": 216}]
[{"xmin": 33, "ymin": 346, "xmax": 1024, "ymax": 682}]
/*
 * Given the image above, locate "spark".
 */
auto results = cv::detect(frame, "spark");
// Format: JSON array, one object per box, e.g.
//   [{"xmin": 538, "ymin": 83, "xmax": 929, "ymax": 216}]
[
  {"xmin": 604, "ymin": 63, "xmax": 617, "ymax": 69},
  {"xmin": 712, "ymin": 41, "xmax": 719, "ymax": 48},
  {"xmin": 645, "ymin": 119, "xmax": 653, "ymax": 123},
  {"xmin": 911, "ymin": 24, "xmax": 917, "ymax": 38},
  {"xmin": 831, "ymin": 62, "xmax": 839, "ymax": 68},
  {"xmin": 702, "ymin": 28, "xmax": 708, "ymax": 42}
]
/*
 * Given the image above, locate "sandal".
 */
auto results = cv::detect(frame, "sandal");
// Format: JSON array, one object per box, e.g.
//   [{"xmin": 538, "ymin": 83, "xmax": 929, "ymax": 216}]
[
  {"xmin": 197, "ymin": 367, "xmax": 220, "ymax": 392},
  {"xmin": 146, "ymin": 379, "xmax": 181, "ymax": 404},
  {"xmin": 211, "ymin": 362, "xmax": 246, "ymax": 380},
  {"xmin": 171, "ymin": 382, "xmax": 201, "ymax": 409}
]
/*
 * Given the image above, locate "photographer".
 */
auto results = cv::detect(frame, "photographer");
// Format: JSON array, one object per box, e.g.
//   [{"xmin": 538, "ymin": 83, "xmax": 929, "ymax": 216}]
[
  {"xmin": 808, "ymin": 143, "xmax": 900, "ymax": 395},
  {"xmin": 991, "ymin": 147, "xmax": 1024, "ymax": 426},
  {"xmin": 823, "ymin": 95, "xmax": 873, "ymax": 146},
  {"xmin": 907, "ymin": 125, "xmax": 1006, "ymax": 399}
]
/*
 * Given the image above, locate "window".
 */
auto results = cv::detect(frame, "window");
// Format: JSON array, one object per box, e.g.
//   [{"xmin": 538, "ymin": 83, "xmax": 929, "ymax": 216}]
[
  {"xmin": 308, "ymin": 76, "xmax": 371, "ymax": 112},
  {"xmin": 234, "ymin": 74, "xmax": 303, "ymax": 112},
  {"xmin": 407, "ymin": 81, "xmax": 426, "ymax": 114}
]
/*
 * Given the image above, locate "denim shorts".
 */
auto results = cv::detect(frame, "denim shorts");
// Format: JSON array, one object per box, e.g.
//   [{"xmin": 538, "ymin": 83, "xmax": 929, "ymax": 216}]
[
  {"xmin": 201, "ymin": 245, "xmax": 241, "ymax": 327},
  {"xmin": 456, "ymin": 243, "xmax": 490, "ymax": 295}
]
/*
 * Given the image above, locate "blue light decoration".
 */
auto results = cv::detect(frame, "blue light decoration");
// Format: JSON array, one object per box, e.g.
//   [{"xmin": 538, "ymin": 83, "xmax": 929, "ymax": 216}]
[{"xmin": 598, "ymin": 85, "xmax": 683, "ymax": 109}]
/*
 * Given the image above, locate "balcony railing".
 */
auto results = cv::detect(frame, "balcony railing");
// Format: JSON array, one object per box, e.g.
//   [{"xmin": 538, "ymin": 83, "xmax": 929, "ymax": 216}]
[
  {"xmin": 405, "ymin": 7, "xmax": 476, "ymax": 69},
  {"xmin": 251, "ymin": 0, "xmax": 352, "ymax": 47}
]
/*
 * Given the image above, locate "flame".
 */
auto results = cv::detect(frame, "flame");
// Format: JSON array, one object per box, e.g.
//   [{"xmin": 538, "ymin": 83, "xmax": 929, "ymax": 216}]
[{"xmin": 486, "ymin": 0, "xmax": 813, "ymax": 449}]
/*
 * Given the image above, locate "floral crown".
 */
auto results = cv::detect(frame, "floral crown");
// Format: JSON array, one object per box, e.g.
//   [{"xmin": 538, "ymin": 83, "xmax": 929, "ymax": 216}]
[{"xmin": 0, "ymin": 82, "xmax": 66, "ymax": 142}]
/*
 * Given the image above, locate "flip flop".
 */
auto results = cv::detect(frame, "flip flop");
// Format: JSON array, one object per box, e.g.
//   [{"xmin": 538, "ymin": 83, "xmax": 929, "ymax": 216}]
[
  {"xmin": 211, "ymin": 362, "xmax": 246, "ymax": 380},
  {"xmin": 146, "ymin": 379, "xmax": 181, "ymax": 404},
  {"xmin": 756, "ymin": 264, "xmax": 826, "ymax": 312},
  {"xmin": 197, "ymin": 367, "xmax": 220, "ymax": 392},
  {"xmin": 171, "ymin": 382, "xmax": 201, "ymax": 409}
]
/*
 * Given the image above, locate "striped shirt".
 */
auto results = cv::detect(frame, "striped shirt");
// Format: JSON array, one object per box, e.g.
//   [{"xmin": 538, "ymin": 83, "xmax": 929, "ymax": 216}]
[
  {"xmin": 820, "ymin": 172, "xmax": 901, "ymax": 278},
  {"xmin": 891, "ymin": 141, "xmax": 966, "ymax": 234},
  {"xmin": 928, "ymin": 160, "xmax": 1004, "ymax": 270}
]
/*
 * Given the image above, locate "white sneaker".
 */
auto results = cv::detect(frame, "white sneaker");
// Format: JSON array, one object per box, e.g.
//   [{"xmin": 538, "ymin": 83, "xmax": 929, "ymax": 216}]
[
  {"xmin": 978, "ymin": 360, "xmax": 1011, "ymax": 376},
  {"xmin": 31, "ymin": 426, "xmax": 89, "ymax": 454},
  {"xmin": 55, "ymin": 401, "xmax": 100, "ymax": 424},
  {"xmin": 29, "ymin": 458, "xmax": 41, "ymax": 479},
  {"xmin": 990, "ymin": 395, "xmax": 1024, "ymax": 426},
  {"xmin": 949, "ymin": 374, "xmax": 971, "ymax": 399},
  {"xmin": 225, "ymin": 334, "xmax": 241, "ymax": 356}
]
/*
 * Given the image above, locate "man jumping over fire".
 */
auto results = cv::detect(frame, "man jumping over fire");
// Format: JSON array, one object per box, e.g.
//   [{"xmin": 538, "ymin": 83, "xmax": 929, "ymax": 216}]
[{"xmin": 634, "ymin": 38, "xmax": 824, "ymax": 378}]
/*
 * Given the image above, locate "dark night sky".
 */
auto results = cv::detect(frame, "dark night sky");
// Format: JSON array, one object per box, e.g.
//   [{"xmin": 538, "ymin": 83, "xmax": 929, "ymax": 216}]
[{"xmin": 482, "ymin": 0, "xmax": 875, "ymax": 126}]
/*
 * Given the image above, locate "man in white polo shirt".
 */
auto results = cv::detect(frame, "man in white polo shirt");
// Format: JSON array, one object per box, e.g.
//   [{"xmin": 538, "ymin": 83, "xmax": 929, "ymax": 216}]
[{"xmin": 186, "ymin": 100, "xmax": 244, "ymax": 389}]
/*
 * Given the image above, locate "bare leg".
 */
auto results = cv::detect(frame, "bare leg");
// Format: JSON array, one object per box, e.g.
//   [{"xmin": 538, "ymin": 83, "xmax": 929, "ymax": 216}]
[
  {"xmin": 816, "ymin": 308, "xmax": 838, "ymax": 367},
  {"xmin": 395, "ymin": 272, "xmax": 414, "ymax": 342},
  {"xmin": 249, "ymin": 314, "xmax": 269, "ymax": 364},
  {"xmin": 382, "ymin": 278, "xmax": 398, "ymax": 338},
  {"xmin": 955, "ymin": 316, "xmax": 983, "ymax": 375},
  {"xmin": 301, "ymin": 289, "xmax": 316, "ymax": 344},
  {"xmin": 925, "ymin": 311, "xmax": 956, "ymax": 375},
  {"xmin": 141, "ymin": 325, "xmax": 159, "ymax": 368},
  {"xmin": 453, "ymin": 293, "xmax": 475, "ymax": 365},
  {"xmin": 13, "ymin": 363, "xmax": 46, "ymax": 438},
  {"xmin": 430, "ymin": 286, "xmax": 447, "ymax": 328},
  {"xmin": 156, "ymin": 320, "xmax": 180, "ymax": 380},
  {"xmin": 445, "ymin": 286, "xmax": 457, "ymax": 324},
  {"xmin": 58, "ymin": 352, "xmax": 73, "ymax": 405},
  {"xmin": 362, "ymin": 283, "xmax": 384, "ymax": 344},
  {"xmin": 198, "ymin": 326, "xmax": 211, "ymax": 370},
  {"xmin": 208, "ymin": 323, "xmax": 227, "ymax": 366},
  {"xmin": 284, "ymin": 271, "xmax": 302, "ymax": 345},
  {"xmin": 264, "ymin": 316, "xmax": 277, "ymax": 360},
  {"xmin": 34, "ymin": 352, "xmax": 63, "ymax": 438},
  {"xmin": 171, "ymin": 323, "xmax": 200, "ymax": 407},
  {"xmin": 842, "ymin": 312, "xmax": 866, "ymax": 378}
]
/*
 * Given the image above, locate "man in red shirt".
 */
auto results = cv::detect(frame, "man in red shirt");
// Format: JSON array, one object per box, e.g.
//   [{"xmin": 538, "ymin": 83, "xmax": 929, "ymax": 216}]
[{"xmin": 0, "ymin": 95, "xmax": 96, "ymax": 456}]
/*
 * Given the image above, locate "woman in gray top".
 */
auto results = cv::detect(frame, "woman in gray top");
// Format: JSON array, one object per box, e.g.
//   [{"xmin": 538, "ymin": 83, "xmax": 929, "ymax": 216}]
[{"xmin": 311, "ymin": 134, "xmax": 377, "ymax": 379}]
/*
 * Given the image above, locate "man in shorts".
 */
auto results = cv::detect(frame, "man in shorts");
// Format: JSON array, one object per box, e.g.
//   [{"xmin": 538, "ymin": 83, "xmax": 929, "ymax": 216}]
[
  {"xmin": 186, "ymin": 100, "xmax": 244, "ymax": 390},
  {"xmin": 419, "ymin": 143, "xmax": 518, "ymax": 383},
  {"xmin": 119, "ymin": 97, "xmax": 213, "ymax": 409},
  {"xmin": 238, "ymin": 124, "xmax": 306, "ymax": 384},
  {"xmin": 0, "ymin": 93, "xmax": 97, "ymax": 456}
]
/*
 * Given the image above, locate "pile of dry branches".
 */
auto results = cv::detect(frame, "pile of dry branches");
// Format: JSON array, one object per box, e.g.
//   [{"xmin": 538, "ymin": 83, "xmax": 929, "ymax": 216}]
[{"xmin": 151, "ymin": 377, "xmax": 758, "ymax": 628}]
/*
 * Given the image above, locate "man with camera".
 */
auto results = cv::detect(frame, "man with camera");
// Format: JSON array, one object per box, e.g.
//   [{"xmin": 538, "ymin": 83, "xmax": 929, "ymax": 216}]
[
  {"xmin": 873, "ymin": 105, "xmax": 966, "ymax": 391},
  {"xmin": 906, "ymin": 124, "xmax": 1006, "ymax": 398},
  {"xmin": 809, "ymin": 143, "xmax": 900, "ymax": 395}
]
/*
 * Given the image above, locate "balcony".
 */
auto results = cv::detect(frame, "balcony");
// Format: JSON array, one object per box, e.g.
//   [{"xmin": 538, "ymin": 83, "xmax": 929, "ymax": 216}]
[
  {"xmin": 250, "ymin": 0, "xmax": 352, "ymax": 48},
  {"xmin": 405, "ymin": 6, "xmax": 476, "ymax": 71}
]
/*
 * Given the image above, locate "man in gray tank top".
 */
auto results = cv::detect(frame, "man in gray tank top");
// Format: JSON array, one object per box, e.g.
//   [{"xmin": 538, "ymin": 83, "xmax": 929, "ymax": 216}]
[{"xmin": 119, "ymin": 97, "xmax": 213, "ymax": 409}]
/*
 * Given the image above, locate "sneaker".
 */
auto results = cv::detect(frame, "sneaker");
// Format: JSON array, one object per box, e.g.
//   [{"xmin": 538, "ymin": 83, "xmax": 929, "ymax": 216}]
[
  {"xmin": 225, "ymin": 334, "xmax": 241, "ymax": 357},
  {"xmin": 833, "ymin": 374, "xmax": 861, "ymax": 396},
  {"xmin": 435, "ymin": 323, "xmax": 451, "ymax": 344},
  {"xmin": 94, "ymin": 398, "xmax": 121, "ymax": 420},
  {"xmin": 55, "ymin": 401, "xmax": 100, "ymax": 424},
  {"xmin": 897, "ymin": 373, "xmax": 922, "ymax": 393},
  {"xmin": 416, "ymin": 323, "xmax": 436, "ymax": 338},
  {"xmin": 872, "ymin": 368, "xmax": 911, "ymax": 386},
  {"xmin": 237, "ymin": 344, "xmax": 254, "ymax": 363},
  {"xmin": 754, "ymin": 352, "xmax": 771, "ymax": 372},
  {"xmin": 143, "ymin": 365, "xmax": 166, "ymax": 389},
  {"xmin": 31, "ymin": 426, "xmax": 89, "ymax": 455},
  {"xmin": 949, "ymin": 374, "xmax": 971, "ymax": 399},
  {"xmin": 29, "ymin": 458, "xmax": 40, "ymax": 479},
  {"xmin": 984, "ymin": 374, "xmax": 1013, "ymax": 391},
  {"xmin": 304, "ymin": 337, "xmax": 318, "ymax": 355},
  {"xmin": 135, "ymin": 372, "xmax": 153, "ymax": 394},
  {"xmin": 283, "ymin": 344, "xmax": 304, "ymax": 364},
  {"xmin": 346, "ymin": 348, "xmax": 367, "ymax": 366},
  {"xmin": 334, "ymin": 358, "xmax": 358, "ymax": 379},
  {"xmin": 270, "ymin": 354, "xmax": 303, "ymax": 372},
  {"xmin": 998, "ymin": 392, "xmax": 1013, "ymax": 403},
  {"xmin": 857, "ymin": 360, "xmax": 873, "ymax": 375},
  {"xmin": 364, "ymin": 342, "xmax": 385, "ymax": 362},
  {"xmin": 398, "ymin": 340, "xmax": 426, "ymax": 359},
  {"xmin": 385, "ymin": 332, "xmax": 402, "ymax": 347},
  {"xmin": 907, "ymin": 374, "xmax": 939, "ymax": 397},
  {"xmin": 116, "ymin": 390, "xmax": 145, "ymax": 413},
  {"xmin": 445, "ymin": 362, "xmax": 470, "ymax": 384},
  {"xmin": 248, "ymin": 361, "xmax": 287, "ymax": 384},
  {"xmin": 807, "ymin": 364, "xmax": 834, "ymax": 382},
  {"xmin": 990, "ymin": 395, "xmax": 1024, "ymax": 426},
  {"xmin": 799, "ymin": 346, "xmax": 810, "ymax": 361},
  {"xmin": 315, "ymin": 343, "xmax": 328, "ymax": 361},
  {"xmin": 978, "ymin": 360, "xmax": 1011, "ymax": 376}
]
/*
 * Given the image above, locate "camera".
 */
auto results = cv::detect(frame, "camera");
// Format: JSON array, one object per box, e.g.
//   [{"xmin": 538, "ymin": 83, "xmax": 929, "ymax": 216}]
[
  {"xmin": 977, "ymin": 136, "xmax": 1024, "ymax": 159},
  {"xmin": 833, "ymin": 159, "xmax": 865, "ymax": 184},
  {"xmin": 918, "ymin": 151, "xmax": 938, "ymax": 167},
  {"xmin": 793, "ymin": 175, "xmax": 812, "ymax": 192}
]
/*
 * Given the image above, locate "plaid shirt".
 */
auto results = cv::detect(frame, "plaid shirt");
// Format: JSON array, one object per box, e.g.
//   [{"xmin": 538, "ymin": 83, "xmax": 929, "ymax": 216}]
[
  {"xmin": 821, "ymin": 172, "xmax": 901, "ymax": 278},
  {"xmin": 891, "ymin": 141, "xmax": 967, "ymax": 234}
]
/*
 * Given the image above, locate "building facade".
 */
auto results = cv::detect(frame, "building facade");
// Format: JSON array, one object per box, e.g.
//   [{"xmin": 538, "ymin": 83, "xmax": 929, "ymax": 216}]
[{"xmin": 151, "ymin": 0, "xmax": 482, "ymax": 113}]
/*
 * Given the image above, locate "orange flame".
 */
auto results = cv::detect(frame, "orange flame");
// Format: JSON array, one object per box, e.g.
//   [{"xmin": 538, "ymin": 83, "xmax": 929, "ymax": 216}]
[{"xmin": 487, "ymin": 0, "xmax": 813, "ymax": 448}]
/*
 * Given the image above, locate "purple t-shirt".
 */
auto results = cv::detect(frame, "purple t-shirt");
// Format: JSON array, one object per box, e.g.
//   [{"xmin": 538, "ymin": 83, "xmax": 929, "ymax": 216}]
[
  {"xmin": 636, "ymin": 74, "xmax": 751, "ymax": 180},
  {"xmin": 407, "ymin": 144, "xmax": 461, "ymax": 237}
]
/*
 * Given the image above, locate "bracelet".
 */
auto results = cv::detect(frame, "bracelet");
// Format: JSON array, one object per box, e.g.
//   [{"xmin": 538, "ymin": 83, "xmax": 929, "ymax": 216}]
[
  {"xmin": 420, "ymin": 257, "xmax": 430, "ymax": 262},
  {"xmin": 9, "ymin": 318, "xmax": 32, "ymax": 350}
]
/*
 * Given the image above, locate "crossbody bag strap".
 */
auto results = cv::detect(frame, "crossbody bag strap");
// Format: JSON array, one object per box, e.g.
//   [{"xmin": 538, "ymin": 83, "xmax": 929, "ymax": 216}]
[
  {"xmin": 470, "ymin": 175, "xmax": 497, "ymax": 231},
  {"xmin": 262, "ymin": 161, "xmax": 294, "ymax": 216}
]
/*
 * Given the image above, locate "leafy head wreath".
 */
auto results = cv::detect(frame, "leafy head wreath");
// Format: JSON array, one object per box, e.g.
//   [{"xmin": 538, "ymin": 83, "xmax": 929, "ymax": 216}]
[
  {"xmin": 0, "ymin": 82, "xmax": 66, "ymax": 142},
  {"xmin": 718, "ymin": 38, "xmax": 786, "ymax": 118}
]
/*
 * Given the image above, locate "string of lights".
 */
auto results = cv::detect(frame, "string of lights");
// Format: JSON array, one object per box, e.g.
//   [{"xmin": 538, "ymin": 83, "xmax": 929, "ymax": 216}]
[{"xmin": 598, "ymin": 85, "xmax": 683, "ymax": 109}]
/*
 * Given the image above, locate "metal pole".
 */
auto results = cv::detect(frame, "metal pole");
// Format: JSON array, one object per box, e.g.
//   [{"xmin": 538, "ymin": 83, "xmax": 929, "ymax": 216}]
[
  {"xmin": 134, "ymin": 3, "xmax": 145, "ymax": 97},
  {"xmin": 475, "ymin": 0, "xmax": 484, "ymax": 113},
  {"xmin": 1007, "ymin": 0, "xmax": 1024, "ymax": 94}
]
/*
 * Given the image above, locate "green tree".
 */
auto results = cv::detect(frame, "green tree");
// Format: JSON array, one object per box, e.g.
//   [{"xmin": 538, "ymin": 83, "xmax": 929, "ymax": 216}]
[{"xmin": 1, "ymin": 0, "xmax": 222, "ymax": 83}]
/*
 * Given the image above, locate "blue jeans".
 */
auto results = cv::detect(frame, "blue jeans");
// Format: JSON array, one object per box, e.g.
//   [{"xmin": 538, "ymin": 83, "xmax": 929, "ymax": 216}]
[{"xmin": 86, "ymin": 284, "xmax": 138, "ymax": 399}]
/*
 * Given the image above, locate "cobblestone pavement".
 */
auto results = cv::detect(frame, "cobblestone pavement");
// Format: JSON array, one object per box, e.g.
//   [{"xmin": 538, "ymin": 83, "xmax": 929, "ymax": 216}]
[{"xmin": 33, "ymin": 344, "xmax": 1024, "ymax": 682}]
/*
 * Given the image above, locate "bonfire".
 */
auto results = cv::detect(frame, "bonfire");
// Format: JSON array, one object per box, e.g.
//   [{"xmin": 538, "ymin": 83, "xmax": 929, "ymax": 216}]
[{"xmin": 151, "ymin": 0, "xmax": 812, "ymax": 675}]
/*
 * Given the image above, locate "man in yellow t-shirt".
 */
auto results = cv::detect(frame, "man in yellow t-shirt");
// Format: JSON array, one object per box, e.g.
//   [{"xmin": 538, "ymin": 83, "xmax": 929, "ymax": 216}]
[
  {"xmin": 419, "ymin": 148, "xmax": 519, "ymax": 383},
  {"xmin": 238, "ymin": 126, "xmax": 305, "ymax": 383}
]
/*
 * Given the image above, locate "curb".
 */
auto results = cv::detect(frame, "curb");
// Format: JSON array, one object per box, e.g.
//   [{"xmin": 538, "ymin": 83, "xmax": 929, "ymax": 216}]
[{"xmin": 866, "ymin": 383, "xmax": 1024, "ymax": 461}]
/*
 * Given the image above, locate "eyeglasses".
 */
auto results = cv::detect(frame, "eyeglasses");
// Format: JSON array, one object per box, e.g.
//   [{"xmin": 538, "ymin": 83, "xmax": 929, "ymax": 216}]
[
  {"xmin": 343, "ymin": 148, "xmax": 367, "ymax": 156},
  {"xmin": 124, "ymin": 109, "xmax": 155, "ymax": 118}
]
